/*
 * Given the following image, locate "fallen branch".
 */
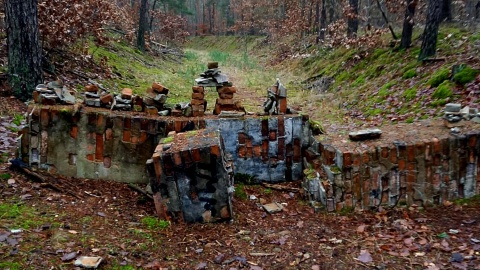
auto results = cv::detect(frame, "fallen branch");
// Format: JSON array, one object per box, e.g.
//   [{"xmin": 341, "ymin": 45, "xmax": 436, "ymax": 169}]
[
  {"xmin": 262, "ymin": 182, "xmax": 300, "ymax": 192},
  {"xmin": 9, "ymin": 159, "xmax": 82, "ymax": 199},
  {"xmin": 127, "ymin": 183, "xmax": 153, "ymax": 200}
]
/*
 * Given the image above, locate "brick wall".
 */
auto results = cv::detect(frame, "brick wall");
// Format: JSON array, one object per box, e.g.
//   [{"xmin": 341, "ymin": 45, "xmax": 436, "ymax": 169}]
[
  {"xmin": 23, "ymin": 106, "xmax": 306, "ymax": 183},
  {"xmin": 306, "ymin": 132, "xmax": 480, "ymax": 211}
]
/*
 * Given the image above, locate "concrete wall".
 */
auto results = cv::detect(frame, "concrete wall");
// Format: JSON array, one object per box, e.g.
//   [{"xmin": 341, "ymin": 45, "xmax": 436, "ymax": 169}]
[{"xmin": 22, "ymin": 106, "xmax": 306, "ymax": 183}]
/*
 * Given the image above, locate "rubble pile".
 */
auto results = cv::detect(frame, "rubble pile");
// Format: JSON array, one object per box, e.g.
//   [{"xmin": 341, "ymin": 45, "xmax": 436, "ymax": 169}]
[
  {"xmin": 33, "ymin": 81, "xmax": 76, "ymax": 105},
  {"xmin": 144, "ymin": 83, "xmax": 170, "ymax": 116},
  {"xmin": 263, "ymin": 79, "xmax": 287, "ymax": 115},
  {"xmin": 443, "ymin": 103, "xmax": 480, "ymax": 128}
]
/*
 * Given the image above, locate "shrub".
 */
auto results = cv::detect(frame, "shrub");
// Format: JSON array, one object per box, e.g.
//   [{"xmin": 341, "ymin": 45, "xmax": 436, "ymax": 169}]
[
  {"xmin": 452, "ymin": 66, "xmax": 479, "ymax": 85},
  {"xmin": 402, "ymin": 68, "xmax": 417, "ymax": 79},
  {"xmin": 427, "ymin": 68, "xmax": 450, "ymax": 87},
  {"xmin": 432, "ymin": 81, "xmax": 454, "ymax": 99},
  {"xmin": 404, "ymin": 87, "xmax": 417, "ymax": 101}
]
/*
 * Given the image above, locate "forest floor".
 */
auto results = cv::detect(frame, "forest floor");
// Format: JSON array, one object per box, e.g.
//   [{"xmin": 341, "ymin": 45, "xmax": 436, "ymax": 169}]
[{"xmin": 1, "ymin": 31, "xmax": 480, "ymax": 269}]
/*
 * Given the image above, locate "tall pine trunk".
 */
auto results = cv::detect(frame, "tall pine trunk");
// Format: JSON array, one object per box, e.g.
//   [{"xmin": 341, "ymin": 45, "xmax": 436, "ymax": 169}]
[
  {"xmin": 136, "ymin": 0, "xmax": 148, "ymax": 51},
  {"xmin": 400, "ymin": 0, "xmax": 417, "ymax": 49},
  {"xmin": 4, "ymin": 0, "xmax": 43, "ymax": 101},
  {"xmin": 418, "ymin": 0, "xmax": 442, "ymax": 60}
]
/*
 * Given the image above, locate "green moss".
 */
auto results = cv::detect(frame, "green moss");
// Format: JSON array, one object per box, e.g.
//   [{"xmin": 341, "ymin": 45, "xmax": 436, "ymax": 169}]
[
  {"xmin": 0, "ymin": 173, "xmax": 11, "ymax": 180},
  {"xmin": 452, "ymin": 66, "xmax": 479, "ymax": 85},
  {"xmin": 351, "ymin": 76, "xmax": 365, "ymax": 87},
  {"xmin": 338, "ymin": 206, "xmax": 354, "ymax": 215},
  {"xmin": 161, "ymin": 137, "xmax": 174, "ymax": 144},
  {"xmin": 432, "ymin": 81, "xmax": 454, "ymax": 99},
  {"xmin": 453, "ymin": 194, "xmax": 480, "ymax": 206},
  {"xmin": 235, "ymin": 173, "xmax": 256, "ymax": 184},
  {"xmin": 141, "ymin": 216, "xmax": 170, "ymax": 229},
  {"xmin": 430, "ymin": 98, "xmax": 448, "ymax": 107},
  {"xmin": 406, "ymin": 117, "xmax": 415, "ymax": 123},
  {"xmin": 402, "ymin": 68, "xmax": 417, "ymax": 79},
  {"xmin": 234, "ymin": 183, "xmax": 248, "ymax": 200},
  {"xmin": 427, "ymin": 68, "xmax": 450, "ymax": 87},
  {"xmin": 366, "ymin": 108, "xmax": 383, "ymax": 116},
  {"xmin": 403, "ymin": 87, "xmax": 417, "ymax": 101}
]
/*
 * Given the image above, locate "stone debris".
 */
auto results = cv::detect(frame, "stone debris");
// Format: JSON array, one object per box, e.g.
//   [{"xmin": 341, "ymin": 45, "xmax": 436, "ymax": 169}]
[
  {"xmin": 74, "ymin": 256, "xmax": 103, "ymax": 268},
  {"xmin": 263, "ymin": 78, "xmax": 291, "ymax": 115},
  {"xmin": 348, "ymin": 128, "xmax": 382, "ymax": 141},
  {"xmin": 262, "ymin": 202, "xmax": 284, "ymax": 214},
  {"xmin": 33, "ymin": 81, "xmax": 77, "ymax": 105},
  {"xmin": 195, "ymin": 62, "xmax": 231, "ymax": 87},
  {"xmin": 443, "ymin": 103, "xmax": 479, "ymax": 128}
]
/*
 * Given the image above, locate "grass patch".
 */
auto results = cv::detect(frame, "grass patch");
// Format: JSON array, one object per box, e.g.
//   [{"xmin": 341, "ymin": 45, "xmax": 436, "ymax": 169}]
[
  {"xmin": 432, "ymin": 81, "xmax": 454, "ymax": 99},
  {"xmin": 452, "ymin": 66, "xmax": 479, "ymax": 85},
  {"xmin": 403, "ymin": 87, "xmax": 417, "ymax": 101},
  {"xmin": 402, "ymin": 68, "xmax": 417, "ymax": 79},
  {"xmin": 141, "ymin": 216, "xmax": 170, "ymax": 230},
  {"xmin": 234, "ymin": 183, "xmax": 248, "ymax": 200},
  {"xmin": 454, "ymin": 194, "xmax": 480, "ymax": 206},
  {"xmin": 0, "ymin": 173, "xmax": 11, "ymax": 180},
  {"xmin": 0, "ymin": 202, "xmax": 53, "ymax": 229},
  {"xmin": 427, "ymin": 68, "xmax": 450, "ymax": 87}
]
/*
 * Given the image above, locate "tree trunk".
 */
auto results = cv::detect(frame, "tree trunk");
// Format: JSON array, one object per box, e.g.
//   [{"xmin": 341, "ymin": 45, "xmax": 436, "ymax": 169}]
[
  {"xmin": 440, "ymin": 0, "xmax": 452, "ymax": 21},
  {"xmin": 318, "ymin": 0, "xmax": 327, "ymax": 41},
  {"xmin": 149, "ymin": 0, "xmax": 158, "ymax": 34},
  {"xmin": 136, "ymin": 0, "xmax": 148, "ymax": 51},
  {"xmin": 376, "ymin": 0, "xmax": 398, "ymax": 39},
  {"xmin": 4, "ymin": 0, "xmax": 43, "ymax": 101},
  {"xmin": 399, "ymin": 0, "xmax": 417, "ymax": 49},
  {"xmin": 418, "ymin": 0, "xmax": 442, "ymax": 60},
  {"xmin": 347, "ymin": 0, "xmax": 359, "ymax": 38}
]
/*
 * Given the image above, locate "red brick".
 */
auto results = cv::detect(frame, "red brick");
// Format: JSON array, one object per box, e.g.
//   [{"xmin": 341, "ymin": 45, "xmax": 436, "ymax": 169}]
[
  {"xmin": 262, "ymin": 140, "xmax": 269, "ymax": 160},
  {"xmin": 40, "ymin": 108, "xmax": 49, "ymax": 128},
  {"xmin": 277, "ymin": 116, "xmax": 285, "ymax": 137},
  {"xmin": 191, "ymin": 99, "xmax": 205, "ymax": 106},
  {"xmin": 278, "ymin": 137, "xmax": 285, "ymax": 160},
  {"xmin": 100, "ymin": 94, "xmax": 113, "ymax": 104},
  {"xmin": 192, "ymin": 86, "xmax": 204, "ymax": 93},
  {"xmin": 353, "ymin": 152, "xmax": 362, "ymax": 167},
  {"xmin": 163, "ymin": 154, "xmax": 174, "ymax": 176},
  {"xmin": 269, "ymin": 130, "xmax": 277, "ymax": 141},
  {"xmin": 121, "ymin": 88, "xmax": 133, "ymax": 99},
  {"xmin": 192, "ymin": 92, "xmax": 205, "ymax": 100},
  {"xmin": 362, "ymin": 151, "xmax": 370, "ymax": 164},
  {"xmin": 246, "ymin": 139, "xmax": 252, "ymax": 148},
  {"xmin": 174, "ymin": 121, "xmax": 182, "ymax": 132},
  {"xmin": 152, "ymin": 82, "xmax": 166, "ymax": 93},
  {"xmin": 398, "ymin": 159, "xmax": 406, "ymax": 170},
  {"xmin": 95, "ymin": 133, "xmax": 104, "ymax": 161},
  {"xmin": 390, "ymin": 146, "xmax": 398, "ymax": 163},
  {"xmin": 211, "ymin": 145, "xmax": 220, "ymax": 157},
  {"xmin": 406, "ymin": 144, "xmax": 415, "ymax": 162},
  {"xmin": 70, "ymin": 125, "xmax": 78, "ymax": 139},
  {"xmin": 238, "ymin": 146, "xmax": 247, "ymax": 158},
  {"xmin": 122, "ymin": 130, "xmax": 131, "ymax": 142},
  {"xmin": 432, "ymin": 138, "xmax": 441, "ymax": 153},
  {"xmin": 139, "ymin": 132, "xmax": 147, "ymax": 143},
  {"xmin": 254, "ymin": 145, "xmax": 262, "ymax": 157},
  {"xmin": 303, "ymin": 149, "xmax": 318, "ymax": 162},
  {"xmin": 343, "ymin": 151, "xmax": 353, "ymax": 167},
  {"xmin": 191, "ymin": 148, "xmax": 201, "ymax": 162},
  {"xmin": 406, "ymin": 162, "xmax": 416, "ymax": 184},
  {"xmin": 124, "ymin": 117, "xmax": 131, "ymax": 130},
  {"xmin": 217, "ymin": 86, "xmax": 236, "ymax": 94},
  {"xmin": 216, "ymin": 98, "xmax": 234, "ymax": 106},
  {"xmin": 468, "ymin": 133, "xmax": 477, "ymax": 148},
  {"xmin": 353, "ymin": 173, "xmax": 361, "ymax": 198},
  {"xmin": 131, "ymin": 136, "xmax": 138, "ymax": 144},
  {"xmin": 85, "ymin": 84, "xmax": 99, "ymax": 93},
  {"xmin": 86, "ymin": 154, "xmax": 94, "ymax": 161},
  {"xmin": 246, "ymin": 147, "xmax": 253, "ymax": 158},
  {"xmin": 380, "ymin": 146, "xmax": 389, "ymax": 159},
  {"xmin": 219, "ymin": 92, "xmax": 234, "ymax": 99},
  {"xmin": 238, "ymin": 133, "xmax": 247, "ymax": 144},
  {"xmin": 173, "ymin": 152, "xmax": 182, "ymax": 166},
  {"xmin": 293, "ymin": 138, "xmax": 301, "ymax": 163},
  {"xmin": 192, "ymin": 110, "xmax": 204, "ymax": 117},
  {"xmin": 261, "ymin": 119, "xmax": 269, "ymax": 137}
]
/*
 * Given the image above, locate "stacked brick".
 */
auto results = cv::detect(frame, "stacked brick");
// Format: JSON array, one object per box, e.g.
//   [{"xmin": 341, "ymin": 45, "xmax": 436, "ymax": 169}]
[
  {"xmin": 191, "ymin": 86, "xmax": 206, "ymax": 117},
  {"xmin": 306, "ymin": 132, "xmax": 480, "ymax": 212},
  {"xmin": 144, "ymin": 83, "xmax": 169, "ymax": 116},
  {"xmin": 214, "ymin": 86, "xmax": 242, "ymax": 115},
  {"xmin": 146, "ymin": 129, "xmax": 234, "ymax": 223},
  {"xmin": 33, "ymin": 81, "xmax": 76, "ymax": 105}
]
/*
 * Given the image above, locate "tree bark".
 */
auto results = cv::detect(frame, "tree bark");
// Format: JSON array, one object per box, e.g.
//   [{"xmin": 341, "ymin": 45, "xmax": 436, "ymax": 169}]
[
  {"xmin": 347, "ymin": 0, "xmax": 359, "ymax": 38},
  {"xmin": 4, "ymin": 0, "xmax": 43, "ymax": 101},
  {"xmin": 418, "ymin": 0, "xmax": 442, "ymax": 60},
  {"xmin": 136, "ymin": 0, "xmax": 148, "ymax": 51},
  {"xmin": 376, "ymin": 0, "xmax": 398, "ymax": 39},
  {"xmin": 400, "ymin": 0, "xmax": 417, "ymax": 49},
  {"xmin": 318, "ymin": 0, "xmax": 327, "ymax": 41},
  {"xmin": 440, "ymin": 0, "xmax": 452, "ymax": 22}
]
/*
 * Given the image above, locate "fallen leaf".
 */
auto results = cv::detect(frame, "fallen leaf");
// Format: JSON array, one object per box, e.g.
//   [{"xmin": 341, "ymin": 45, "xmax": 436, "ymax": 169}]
[
  {"xmin": 68, "ymin": 230, "xmax": 78, "ymax": 234},
  {"xmin": 356, "ymin": 224, "xmax": 366, "ymax": 233}
]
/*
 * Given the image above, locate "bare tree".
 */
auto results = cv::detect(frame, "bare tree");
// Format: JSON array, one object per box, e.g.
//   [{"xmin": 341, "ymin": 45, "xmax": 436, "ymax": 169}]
[
  {"xmin": 400, "ymin": 0, "xmax": 417, "ymax": 49},
  {"xmin": 419, "ymin": 0, "xmax": 442, "ymax": 60},
  {"xmin": 4, "ymin": 0, "xmax": 43, "ymax": 101},
  {"xmin": 136, "ymin": 0, "xmax": 148, "ymax": 51}
]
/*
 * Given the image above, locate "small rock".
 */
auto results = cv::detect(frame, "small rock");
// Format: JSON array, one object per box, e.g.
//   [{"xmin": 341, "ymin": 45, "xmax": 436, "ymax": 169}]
[
  {"xmin": 7, "ymin": 179, "xmax": 15, "ymax": 186},
  {"xmin": 262, "ymin": 202, "xmax": 283, "ymax": 214},
  {"xmin": 61, "ymin": 252, "xmax": 78, "ymax": 262},
  {"xmin": 249, "ymin": 195, "xmax": 257, "ymax": 200},
  {"xmin": 450, "ymin": 253, "xmax": 463, "ymax": 263},
  {"xmin": 349, "ymin": 129, "xmax": 382, "ymax": 141},
  {"xmin": 74, "ymin": 256, "xmax": 103, "ymax": 268},
  {"xmin": 445, "ymin": 103, "xmax": 462, "ymax": 113}
]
